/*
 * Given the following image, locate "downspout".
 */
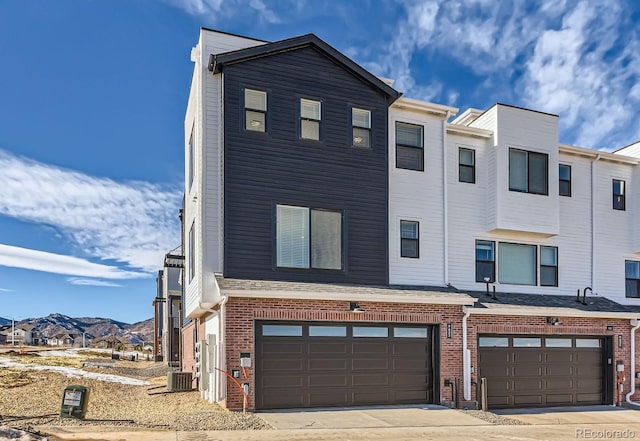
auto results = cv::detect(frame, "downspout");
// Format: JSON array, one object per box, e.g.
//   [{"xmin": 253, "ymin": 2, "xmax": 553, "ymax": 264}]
[
  {"xmin": 625, "ymin": 319, "xmax": 640, "ymax": 407},
  {"xmin": 462, "ymin": 306, "xmax": 472, "ymax": 401},
  {"xmin": 443, "ymin": 111, "xmax": 451, "ymax": 285},
  {"xmin": 218, "ymin": 295, "xmax": 229, "ymax": 405},
  {"xmin": 591, "ymin": 155, "xmax": 601, "ymax": 289}
]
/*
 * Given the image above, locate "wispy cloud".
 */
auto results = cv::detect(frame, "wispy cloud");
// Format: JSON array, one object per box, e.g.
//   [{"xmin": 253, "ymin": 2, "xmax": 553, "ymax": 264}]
[
  {"xmin": 0, "ymin": 288, "xmax": 12, "ymax": 292},
  {"xmin": 67, "ymin": 278, "xmax": 123, "ymax": 287},
  {"xmin": 0, "ymin": 245, "xmax": 146, "ymax": 279},
  {"xmin": 0, "ymin": 150, "xmax": 182, "ymax": 274},
  {"xmin": 163, "ymin": 0, "xmax": 281, "ymax": 23},
  {"xmin": 368, "ymin": 0, "xmax": 639, "ymax": 149}
]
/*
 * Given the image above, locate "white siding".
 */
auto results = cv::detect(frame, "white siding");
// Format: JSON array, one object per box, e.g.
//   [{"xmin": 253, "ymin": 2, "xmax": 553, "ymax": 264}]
[
  {"xmin": 593, "ymin": 160, "xmax": 636, "ymax": 304},
  {"xmin": 184, "ymin": 29, "xmax": 264, "ymax": 318},
  {"xmin": 388, "ymin": 107, "xmax": 445, "ymax": 285}
]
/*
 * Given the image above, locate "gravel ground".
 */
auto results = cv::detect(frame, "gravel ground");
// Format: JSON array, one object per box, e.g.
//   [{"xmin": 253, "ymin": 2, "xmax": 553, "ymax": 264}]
[
  {"xmin": 458, "ymin": 409, "xmax": 529, "ymax": 425},
  {"xmin": 0, "ymin": 355, "xmax": 271, "ymax": 435}
]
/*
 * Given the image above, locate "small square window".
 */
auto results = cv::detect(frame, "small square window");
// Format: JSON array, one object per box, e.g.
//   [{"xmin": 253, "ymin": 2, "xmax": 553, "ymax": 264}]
[
  {"xmin": 459, "ymin": 148, "xmax": 475, "ymax": 183},
  {"xmin": 352, "ymin": 108, "xmax": 371, "ymax": 148},
  {"xmin": 300, "ymin": 99, "xmax": 321, "ymax": 141},
  {"xmin": 245, "ymin": 89, "xmax": 266, "ymax": 132},
  {"xmin": 400, "ymin": 220, "xmax": 419, "ymax": 258},
  {"xmin": 613, "ymin": 179, "xmax": 625, "ymax": 210}
]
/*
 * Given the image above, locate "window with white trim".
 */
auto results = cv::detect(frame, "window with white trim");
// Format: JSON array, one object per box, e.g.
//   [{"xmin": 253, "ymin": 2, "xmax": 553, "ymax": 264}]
[
  {"xmin": 245, "ymin": 88, "xmax": 267, "ymax": 132},
  {"xmin": 300, "ymin": 98, "xmax": 321, "ymax": 140},
  {"xmin": 396, "ymin": 122, "xmax": 424, "ymax": 171},
  {"xmin": 613, "ymin": 179, "xmax": 625, "ymax": 210},
  {"xmin": 276, "ymin": 205, "xmax": 342, "ymax": 270},
  {"xmin": 400, "ymin": 220, "xmax": 419, "ymax": 258},
  {"xmin": 626, "ymin": 260, "xmax": 640, "ymax": 298},
  {"xmin": 498, "ymin": 243, "xmax": 537, "ymax": 285},
  {"xmin": 352, "ymin": 108, "xmax": 371, "ymax": 148}
]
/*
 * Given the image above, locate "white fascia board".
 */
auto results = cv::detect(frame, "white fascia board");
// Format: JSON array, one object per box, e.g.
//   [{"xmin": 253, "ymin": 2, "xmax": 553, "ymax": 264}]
[
  {"xmin": 467, "ymin": 305, "xmax": 640, "ymax": 320},
  {"xmin": 446, "ymin": 124, "xmax": 493, "ymax": 139},
  {"xmin": 560, "ymin": 144, "xmax": 639, "ymax": 165},
  {"xmin": 392, "ymin": 97, "xmax": 458, "ymax": 117},
  {"xmin": 450, "ymin": 108, "xmax": 484, "ymax": 126},
  {"xmin": 225, "ymin": 289, "xmax": 477, "ymax": 306}
]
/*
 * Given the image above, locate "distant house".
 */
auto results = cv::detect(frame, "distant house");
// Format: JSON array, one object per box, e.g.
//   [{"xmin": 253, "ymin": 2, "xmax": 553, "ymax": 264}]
[
  {"xmin": 0, "ymin": 324, "xmax": 36, "ymax": 345},
  {"xmin": 93, "ymin": 336, "xmax": 122, "ymax": 349},
  {"xmin": 0, "ymin": 333, "xmax": 6, "ymax": 344},
  {"xmin": 47, "ymin": 333, "xmax": 76, "ymax": 346}
]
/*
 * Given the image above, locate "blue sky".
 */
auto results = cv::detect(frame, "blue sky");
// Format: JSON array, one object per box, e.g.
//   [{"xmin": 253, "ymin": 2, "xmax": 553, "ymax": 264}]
[{"xmin": 0, "ymin": 0, "xmax": 639, "ymax": 323}]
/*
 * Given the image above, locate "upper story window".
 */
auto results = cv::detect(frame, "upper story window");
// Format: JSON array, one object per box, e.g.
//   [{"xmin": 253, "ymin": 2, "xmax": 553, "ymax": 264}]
[
  {"xmin": 559, "ymin": 164, "xmax": 571, "ymax": 197},
  {"xmin": 396, "ymin": 122, "xmax": 424, "ymax": 171},
  {"xmin": 188, "ymin": 221, "xmax": 195, "ymax": 282},
  {"xmin": 188, "ymin": 126, "xmax": 194, "ymax": 190},
  {"xmin": 459, "ymin": 147, "xmax": 475, "ymax": 183},
  {"xmin": 400, "ymin": 220, "xmax": 419, "ymax": 258},
  {"xmin": 352, "ymin": 108, "xmax": 371, "ymax": 148},
  {"xmin": 276, "ymin": 205, "xmax": 342, "ymax": 270},
  {"xmin": 509, "ymin": 148, "xmax": 548, "ymax": 195},
  {"xmin": 613, "ymin": 179, "xmax": 625, "ymax": 210},
  {"xmin": 498, "ymin": 243, "xmax": 537, "ymax": 285},
  {"xmin": 300, "ymin": 98, "xmax": 321, "ymax": 141},
  {"xmin": 540, "ymin": 246, "xmax": 558, "ymax": 287},
  {"xmin": 245, "ymin": 88, "xmax": 267, "ymax": 132},
  {"xmin": 475, "ymin": 240, "xmax": 495, "ymax": 282},
  {"xmin": 626, "ymin": 261, "xmax": 640, "ymax": 298}
]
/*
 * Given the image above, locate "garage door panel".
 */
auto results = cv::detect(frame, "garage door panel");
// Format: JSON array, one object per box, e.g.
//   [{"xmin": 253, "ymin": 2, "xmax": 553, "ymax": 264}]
[
  {"xmin": 309, "ymin": 359, "xmax": 347, "ymax": 370},
  {"xmin": 262, "ymin": 342, "xmax": 303, "ymax": 354},
  {"xmin": 546, "ymin": 394, "xmax": 573, "ymax": 404},
  {"xmin": 544, "ymin": 352, "xmax": 573, "ymax": 363},
  {"xmin": 512, "ymin": 365, "xmax": 543, "ymax": 376},
  {"xmin": 352, "ymin": 342, "xmax": 390, "ymax": 354},
  {"xmin": 262, "ymin": 376, "xmax": 304, "ymax": 388},
  {"xmin": 256, "ymin": 322, "xmax": 433, "ymax": 409},
  {"xmin": 544, "ymin": 365, "xmax": 573, "ymax": 376},
  {"xmin": 352, "ymin": 390, "xmax": 391, "ymax": 404},
  {"xmin": 352, "ymin": 374, "xmax": 390, "ymax": 386},
  {"xmin": 393, "ymin": 341, "xmax": 427, "ymax": 354},
  {"xmin": 309, "ymin": 343, "xmax": 348, "ymax": 354},
  {"xmin": 394, "ymin": 358, "xmax": 427, "ymax": 370},
  {"xmin": 309, "ymin": 375, "xmax": 348, "ymax": 387},
  {"xmin": 479, "ymin": 335, "xmax": 605, "ymax": 409},
  {"xmin": 352, "ymin": 358, "xmax": 389, "ymax": 370},
  {"xmin": 263, "ymin": 359, "xmax": 304, "ymax": 371},
  {"xmin": 309, "ymin": 391, "xmax": 349, "ymax": 407},
  {"xmin": 512, "ymin": 351, "xmax": 543, "ymax": 363},
  {"xmin": 513, "ymin": 395, "xmax": 543, "ymax": 406},
  {"xmin": 545, "ymin": 378, "xmax": 574, "ymax": 390}
]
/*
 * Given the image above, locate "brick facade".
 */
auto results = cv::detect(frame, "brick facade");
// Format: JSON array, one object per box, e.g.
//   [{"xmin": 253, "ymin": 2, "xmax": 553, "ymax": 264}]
[{"xmin": 221, "ymin": 298, "xmax": 640, "ymax": 409}]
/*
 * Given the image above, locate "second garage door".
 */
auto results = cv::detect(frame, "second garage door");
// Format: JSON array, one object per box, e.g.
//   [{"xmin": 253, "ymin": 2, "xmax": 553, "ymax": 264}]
[
  {"xmin": 255, "ymin": 322, "xmax": 435, "ymax": 409},
  {"xmin": 478, "ymin": 335, "xmax": 610, "ymax": 409}
]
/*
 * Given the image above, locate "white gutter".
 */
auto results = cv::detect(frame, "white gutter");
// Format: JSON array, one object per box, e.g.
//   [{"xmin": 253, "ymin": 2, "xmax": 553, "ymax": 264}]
[
  {"xmin": 443, "ymin": 111, "xmax": 451, "ymax": 285},
  {"xmin": 462, "ymin": 307, "xmax": 471, "ymax": 401},
  {"xmin": 468, "ymin": 306, "xmax": 640, "ymax": 320},
  {"xmin": 626, "ymin": 319, "xmax": 640, "ymax": 407}
]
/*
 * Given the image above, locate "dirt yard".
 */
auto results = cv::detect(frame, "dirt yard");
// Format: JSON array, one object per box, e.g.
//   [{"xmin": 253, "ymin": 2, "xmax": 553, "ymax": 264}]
[{"xmin": 0, "ymin": 349, "xmax": 270, "ymax": 435}]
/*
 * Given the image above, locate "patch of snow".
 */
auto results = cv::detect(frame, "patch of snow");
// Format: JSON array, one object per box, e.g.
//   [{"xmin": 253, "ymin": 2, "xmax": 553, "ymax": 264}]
[
  {"xmin": 0, "ymin": 357, "xmax": 149, "ymax": 386},
  {"xmin": 0, "ymin": 426, "xmax": 47, "ymax": 441}
]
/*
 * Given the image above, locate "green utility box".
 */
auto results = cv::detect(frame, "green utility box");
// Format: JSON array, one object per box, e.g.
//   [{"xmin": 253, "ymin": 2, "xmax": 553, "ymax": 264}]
[{"xmin": 60, "ymin": 385, "xmax": 89, "ymax": 419}]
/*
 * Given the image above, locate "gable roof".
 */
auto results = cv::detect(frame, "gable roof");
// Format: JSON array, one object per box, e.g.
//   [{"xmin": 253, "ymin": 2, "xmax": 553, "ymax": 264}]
[{"xmin": 209, "ymin": 33, "xmax": 401, "ymax": 103}]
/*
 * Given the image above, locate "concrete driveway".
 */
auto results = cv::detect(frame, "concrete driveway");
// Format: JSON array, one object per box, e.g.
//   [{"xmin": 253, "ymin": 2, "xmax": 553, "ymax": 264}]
[
  {"xmin": 495, "ymin": 404, "xmax": 640, "ymax": 425},
  {"xmin": 257, "ymin": 404, "xmax": 490, "ymax": 429}
]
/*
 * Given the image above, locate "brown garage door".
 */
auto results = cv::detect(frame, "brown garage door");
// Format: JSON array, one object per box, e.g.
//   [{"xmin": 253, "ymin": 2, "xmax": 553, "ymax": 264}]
[
  {"xmin": 478, "ymin": 335, "xmax": 607, "ymax": 409},
  {"xmin": 255, "ymin": 322, "xmax": 434, "ymax": 409}
]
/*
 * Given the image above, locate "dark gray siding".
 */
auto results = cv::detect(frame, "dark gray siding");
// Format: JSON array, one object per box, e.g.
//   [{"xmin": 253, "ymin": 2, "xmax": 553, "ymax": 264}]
[{"xmin": 223, "ymin": 46, "xmax": 389, "ymax": 285}]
